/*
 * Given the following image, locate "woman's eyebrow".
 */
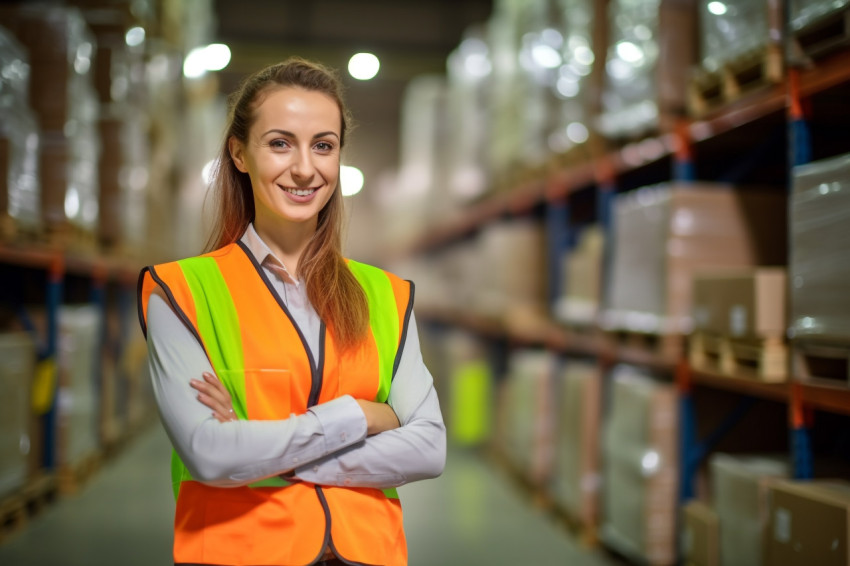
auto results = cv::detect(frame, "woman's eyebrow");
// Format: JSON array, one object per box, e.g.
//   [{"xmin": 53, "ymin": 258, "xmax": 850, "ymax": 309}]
[{"xmin": 261, "ymin": 129, "xmax": 340, "ymax": 141}]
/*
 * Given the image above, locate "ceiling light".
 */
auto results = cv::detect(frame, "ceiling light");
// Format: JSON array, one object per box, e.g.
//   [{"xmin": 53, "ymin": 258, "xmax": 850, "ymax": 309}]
[
  {"xmin": 183, "ymin": 43, "xmax": 232, "ymax": 79},
  {"xmin": 341, "ymin": 165, "xmax": 364, "ymax": 196},
  {"xmin": 348, "ymin": 53, "xmax": 380, "ymax": 81}
]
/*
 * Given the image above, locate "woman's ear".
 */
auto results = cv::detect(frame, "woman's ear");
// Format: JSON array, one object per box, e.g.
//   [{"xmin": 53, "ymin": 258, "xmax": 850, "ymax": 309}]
[{"xmin": 229, "ymin": 137, "xmax": 248, "ymax": 173}]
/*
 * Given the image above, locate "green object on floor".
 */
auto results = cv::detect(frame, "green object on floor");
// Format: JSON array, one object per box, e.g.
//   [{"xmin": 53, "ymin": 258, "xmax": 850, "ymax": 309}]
[{"xmin": 450, "ymin": 360, "xmax": 492, "ymax": 446}]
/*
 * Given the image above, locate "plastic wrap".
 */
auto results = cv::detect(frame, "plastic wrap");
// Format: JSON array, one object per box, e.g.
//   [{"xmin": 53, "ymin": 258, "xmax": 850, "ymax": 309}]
[
  {"xmin": 710, "ymin": 453, "xmax": 789, "ymax": 566},
  {"xmin": 555, "ymin": 225, "xmax": 604, "ymax": 325},
  {"xmin": 699, "ymin": 0, "xmax": 774, "ymax": 71},
  {"xmin": 598, "ymin": 0, "xmax": 660, "ymax": 137},
  {"xmin": 57, "ymin": 305, "xmax": 101, "ymax": 468},
  {"xmin": 604, "ymin": 182, "xmax": 787, "ymax": 334},
  {"xmin": 0, "ymin": 26, "xmax": 40, "ymax": 230},
  {"xmin": 790, "ymin": 153, "xmax": 850, "ymax": 342},
  {"xmin": 0, "ymin": 333, "xmax": 36, "ymax": 498},
  {"xmin": 549, "ymin": 0, "xmax": 594, "ymax": 154},
  {"xmin": 682, "ymin": 501, "xmax": 720, "ymax": 566},
  {"xmin": 790, "ymin": 0, "xmax": 850, "ymax": 30},
  {"xmin": 1, "ymin": 5, "xmax": 101, "ymax": 231},
  {"xmin": 552, "ymin": 360, "xmax": 600, "ymax": 527},
  {"xmin": 445, "ymin": 330, "xmax": 492, "ymax": 447},
  {"xmin": 498, "ymin": 349, "xmax": 556, "ymax": 487},
  {"xmin": 601, "ymin": 365, "xmax": 678, "ymax": 566}
]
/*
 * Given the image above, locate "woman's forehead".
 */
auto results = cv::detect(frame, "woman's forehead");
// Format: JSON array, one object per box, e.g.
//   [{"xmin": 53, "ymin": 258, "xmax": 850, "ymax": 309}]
[{"xmin": 251, "ymin": 86, "xmax": 341, "ymax": 132}]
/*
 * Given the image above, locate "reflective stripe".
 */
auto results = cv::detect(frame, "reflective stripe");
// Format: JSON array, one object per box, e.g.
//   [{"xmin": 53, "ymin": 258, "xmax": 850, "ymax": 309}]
[{"xmin": 347, "ymin": 260, "xmax": 397, "ymax": 403}]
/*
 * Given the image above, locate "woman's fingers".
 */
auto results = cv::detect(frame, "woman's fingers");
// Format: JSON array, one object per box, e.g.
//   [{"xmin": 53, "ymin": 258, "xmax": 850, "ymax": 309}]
[{"xmin": 191, "ymin": 373, "xmax": 237, "ymax": 422}]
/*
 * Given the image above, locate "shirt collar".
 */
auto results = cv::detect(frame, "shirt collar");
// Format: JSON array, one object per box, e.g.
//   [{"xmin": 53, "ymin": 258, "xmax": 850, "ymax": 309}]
[{"xmin": 240, "ymin": 223, "xmax": 298, "ymax": 285}]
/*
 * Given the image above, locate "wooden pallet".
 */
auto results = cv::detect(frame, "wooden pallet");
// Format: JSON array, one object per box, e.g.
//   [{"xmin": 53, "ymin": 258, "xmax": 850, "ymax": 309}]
[
  {"xmin": 0, "ymin": 473, "xmax": 58, "ymax": 543},
  {"xmin": 688, "ymin": 44, "xmax": 783, "ymax": 116},
  {"xmin": 793, "ymin": 5, "xmax": 850, "ymax": 61},
  {"xmin": 793, "ymin": 341, "xmax": 850, "ymax": 387},
  {"xmin": 689, "ymin": 332, "xmax": 788, "ymax": 382},
  {"xmin": 604, "ymin": 330, "xmax": 684, "ymax": 365},
  {"xmin": 58, "ymin": 450, "xmax": 103, "ymax": 496}
]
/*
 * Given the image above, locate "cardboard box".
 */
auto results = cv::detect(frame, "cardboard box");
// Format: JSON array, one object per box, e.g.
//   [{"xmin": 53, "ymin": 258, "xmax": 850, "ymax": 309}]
[
  {"xmin": 602, "ymin": 365, "xmax": 679, "ymax": 565},
  {"xmin": 693, "ymin": 268, "xmax": 787, "ymax": 338},
  {"xmin": 682, "ymin": 500, "xmax": 720, "ymax": 566},
  {"xmin": 765, "ymin": 480, "xmax": 850, "ymax": 566},
  {"xmin": 710, "ymin": 453, "xmax": 789, "ymax": 566},
  {"xmin": 552, "ymin": 360, "xmax": 601, "ymax": 527},
  {"xmin": 604, "ymin": 183, "xmax": 787, "ymax": 334},
  {"xmin": 556, "ymin": 225, "xmax": 604, "ymax": 326}
]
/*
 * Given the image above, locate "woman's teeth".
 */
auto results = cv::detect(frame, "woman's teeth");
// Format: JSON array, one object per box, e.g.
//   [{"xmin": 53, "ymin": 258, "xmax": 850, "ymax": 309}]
[{"xmin": 284, "ymin": 187, "xmax": 316, "ymax": 197}]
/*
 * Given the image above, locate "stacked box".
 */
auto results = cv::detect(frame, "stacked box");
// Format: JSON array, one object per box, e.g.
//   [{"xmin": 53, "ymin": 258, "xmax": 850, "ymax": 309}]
[
  {"xmin": 555, "ymin": 225, "xmax": 605, "ymax": 325},
  {"xmin": 765, "ymin": 480, "xmax": 850, "ymax": 566},
  {"xmin": 682, "ymin": 500, "xmax": 720, "ymax": 566},
  {"xmin": 603, "ymin": 183, "xmax": 787, "ymax": 334},
  {"xmin": 0, "ymin": 333, "xmax": 36, "ymax": 499},
  {"xmin": 699, "ymin": 0, "xmax": 782, "ymax": 72},
  {"xmin": 598, "ymin": 0, "xmax": 696, "ymax": 138},
  {"xmin": 476, "ymin": 219, "xmax": 547, "ymax": 328},
  {"xmin": 57, "ymin": 305, "xmax": 101, "ymax": 467},
  {"xmin": 551, "ymin": 360, "xmax": 601, "ymax": 528},
  {"xmin": 499, "ymin": 349, "xmax": 556, "ymax": 487},
  {"xmin": 602, "ymin": 365, "xmax": 678, "ymax": 566},
  {"xmin": 693, "ymin": 268, "xmax": 787, "ymax": 338},
  {"xmin": 445, "ymin": 330, "xmax": 493, "ymax": 447},
  {"xmin": 1, "ymin": 5, "xmax": 101, "ymax": 233},
  {"xmin": 710, "ymin": 453, "xmax": 789, "ymax": 566},
  {"xmin": 790, "ymin": 153, "xmax": 850, "ymax": 343},
  {"xmin": 0, "ymin": 25, "xmax": 41, "ymax": 234}
]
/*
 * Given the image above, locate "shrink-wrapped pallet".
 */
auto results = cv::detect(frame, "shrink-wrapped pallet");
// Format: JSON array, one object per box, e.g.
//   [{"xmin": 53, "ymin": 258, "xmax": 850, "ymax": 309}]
[
  {"xmin": 710, "ymin": 453, "xmax": 789, "ymax": 566},
  {"xmin": 445, "ymin": 330, "xmax": 492, "ymax": 447},
  {"xmin": 0, "ymin": 333, "xmax": 36, "ymax": 499},
  {"xmin": 790, "ymin": 153, "xmax": 850, "ymax": 343},
  {"xmin": 57, "ymin": 305, "xmax": 101, "ymax": 468},
  {"xmin": 552, "ymin": 360, "xmax": 601, "ymax": 528},
  {"xmin": 699, "ymin": 0, "xmax": 782, "ymax": 72},
  {"xmin": 765, "ymin": 480, "xmax": 850, "ymax": 566},
  {"xmin": 602, "ymin": 366, "xmax": 678, "ymax": 565},
  {"xmin": 693, "ymin": 268, "xmax": 787, "ymax": 338},
  {"xmin": 498, "ymin": 349, "xmax": 556, "ymax": 487},
  {"xmin": 790, "ymin": 0, "xmax": 850, "ymax": 30},
  {"xmin": 603, "ymin": 182, "xmax": 787, "ymax": 334},
  {"xmin": 555, "ymin": 225, "xmax": 604, "ymax": 326},
  {"xmin": 0, "ymin": 5, "xmax": 101, "ymax": 233},
  {"xmin": 598, "ymin": 0, "xmax": 696, "ymax": 138},
  {"xmin": 0, "ymin": 26, "xmax": 41, "ymax": 235}
]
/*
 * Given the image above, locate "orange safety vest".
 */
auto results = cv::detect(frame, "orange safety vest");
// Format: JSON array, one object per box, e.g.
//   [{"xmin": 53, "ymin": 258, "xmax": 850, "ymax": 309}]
[{"xmin": 137, "ymin": 241, "xmax": 414, "ymax": 566}]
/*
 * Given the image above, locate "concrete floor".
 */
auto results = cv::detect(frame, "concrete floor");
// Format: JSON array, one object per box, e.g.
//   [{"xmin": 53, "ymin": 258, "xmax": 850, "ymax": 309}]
[{"xmin": 0, "ymin": 426, "xmax": 620, "ymax": 566}]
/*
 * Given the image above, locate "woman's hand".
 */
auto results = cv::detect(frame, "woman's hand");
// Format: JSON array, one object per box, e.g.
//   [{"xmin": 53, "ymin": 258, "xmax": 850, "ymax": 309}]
[
  {"xmin": 191, "ymin": 372, "xmax": 237, "ymax": 422},
  {"xmin": 356, "ymin": 400, "xmax": 400, "ymax": 436}
]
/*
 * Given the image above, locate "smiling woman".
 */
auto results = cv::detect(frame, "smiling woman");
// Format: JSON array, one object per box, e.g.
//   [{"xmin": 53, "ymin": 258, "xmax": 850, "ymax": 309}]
[{"xmin": 136, "ymin": 57, "xmax": 446, "ymax": 566}]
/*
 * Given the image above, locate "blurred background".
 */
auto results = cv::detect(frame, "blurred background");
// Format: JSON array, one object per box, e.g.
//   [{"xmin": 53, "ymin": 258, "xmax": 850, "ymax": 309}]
[{"xmin": 2, "ymin": 0, "xmax": 850, "ymax": 565}]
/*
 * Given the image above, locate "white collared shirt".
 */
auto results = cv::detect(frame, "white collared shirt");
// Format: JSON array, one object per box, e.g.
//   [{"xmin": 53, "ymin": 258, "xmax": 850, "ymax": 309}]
[{"xmin": 144, "ymin": 224, "xmax": 446, "ymax": 487}]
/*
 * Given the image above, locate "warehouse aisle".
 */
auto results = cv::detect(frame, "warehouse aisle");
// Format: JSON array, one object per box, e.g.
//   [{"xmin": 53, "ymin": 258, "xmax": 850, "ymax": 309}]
[{"xmin": 0, "ymin": 425, "xmax": 620, "ymax": 566}]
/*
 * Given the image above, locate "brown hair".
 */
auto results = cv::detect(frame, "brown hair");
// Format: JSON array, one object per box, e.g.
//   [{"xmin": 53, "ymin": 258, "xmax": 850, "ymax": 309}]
[{"xmin": 205, "ymin": 57, "xmax": 369, "ymax": 351}]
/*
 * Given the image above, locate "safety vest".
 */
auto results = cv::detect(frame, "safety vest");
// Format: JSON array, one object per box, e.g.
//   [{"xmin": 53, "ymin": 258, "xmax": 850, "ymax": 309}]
[{"xmin": 137, "ymin": 241, "xmax": 414, "ymax": 566}]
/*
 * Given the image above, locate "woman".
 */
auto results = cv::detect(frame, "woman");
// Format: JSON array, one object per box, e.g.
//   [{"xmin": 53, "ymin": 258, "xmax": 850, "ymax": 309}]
[{"xmin": 138, "ymin": 57, "xmax": 446, "ymax": 566}]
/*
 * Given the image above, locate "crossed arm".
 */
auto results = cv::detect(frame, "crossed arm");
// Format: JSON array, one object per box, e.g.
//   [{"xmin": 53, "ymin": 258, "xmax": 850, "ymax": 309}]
[{"xmin": 145, "ymin": 290, "xmax": 446, "ymax": 489}]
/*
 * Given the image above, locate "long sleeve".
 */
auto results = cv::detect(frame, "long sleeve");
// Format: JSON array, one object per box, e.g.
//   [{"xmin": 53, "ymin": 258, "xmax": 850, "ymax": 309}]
[
  {"xmin": 293, "ymin": 311, "xmax": 447, "ymax": 488},
  {"xmin": 145, "ymin": 290, "xmax": 369, "ymax": 487}
]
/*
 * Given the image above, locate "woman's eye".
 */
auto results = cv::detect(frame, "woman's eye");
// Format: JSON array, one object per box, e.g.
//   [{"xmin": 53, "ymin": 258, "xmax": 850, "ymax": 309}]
[
  {"xmin": 315, "ymin": 141, "xmax": 334, "ymax": 152},
  {"xmin": 269, "ymin": 139, "xmax": 289, "ymax": 149}
]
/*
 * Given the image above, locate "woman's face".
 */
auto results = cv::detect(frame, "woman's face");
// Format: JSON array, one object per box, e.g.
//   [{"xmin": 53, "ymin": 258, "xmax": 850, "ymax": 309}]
[{"xmin": 230, "ymin": 86, "xmax": 341, "ymax": 229}]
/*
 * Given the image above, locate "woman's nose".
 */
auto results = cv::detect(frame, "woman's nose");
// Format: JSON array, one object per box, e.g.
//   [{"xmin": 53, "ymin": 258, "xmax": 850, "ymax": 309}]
[{"xmin": 290, "ymin": 149, "xmax": 316, "ymax": 182}]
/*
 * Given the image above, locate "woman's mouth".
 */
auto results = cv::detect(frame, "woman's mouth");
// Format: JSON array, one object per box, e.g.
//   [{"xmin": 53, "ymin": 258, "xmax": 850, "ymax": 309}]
[{"xmin": 282, "ymin": 187, "xmax": 318, "ymax": 197}]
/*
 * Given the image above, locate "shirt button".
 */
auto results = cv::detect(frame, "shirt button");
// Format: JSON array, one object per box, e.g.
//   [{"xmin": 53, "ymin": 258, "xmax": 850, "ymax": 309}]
[
  {"xmin": 313, "ymin": 466, "xmax": 319, "ymax": 473},
  {"xmin": 293, "ymin": 457, "xmax": 299, "ymax": 464},
  {"xmin": 340, "ymin": 432, "xmax": 347, "ymax": 442},
  {"xmin": 344, "ymin": 478, "xmax": 352, "ymax": 486}
]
